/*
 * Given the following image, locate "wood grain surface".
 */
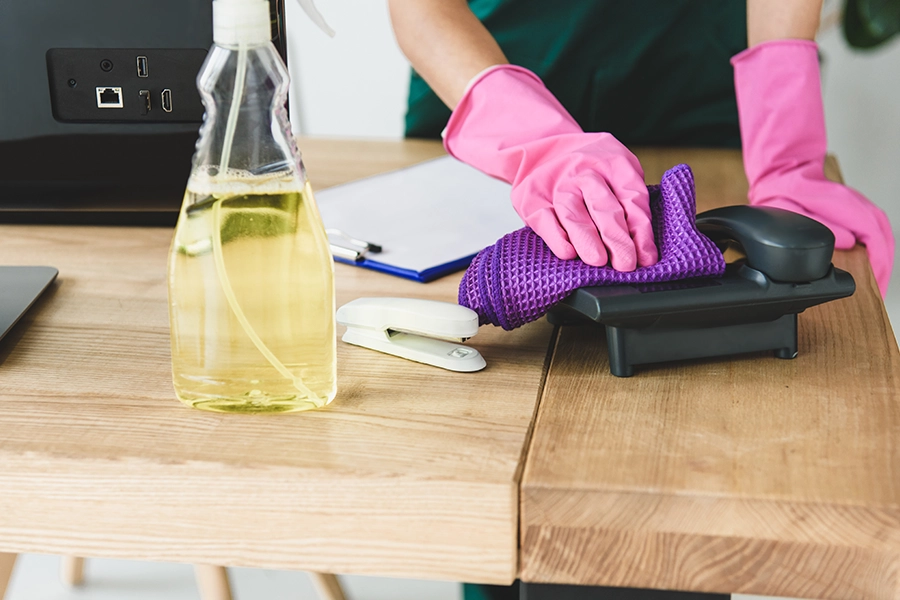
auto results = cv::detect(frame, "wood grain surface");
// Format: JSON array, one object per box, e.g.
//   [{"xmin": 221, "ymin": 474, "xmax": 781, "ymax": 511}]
[
  {"xmin": 520, "ymin": 149, "xmax": 900, "ymax": 599},
  {"xmin": 0, "ymin": 138, "xmax": 552, "ymax": 584}
]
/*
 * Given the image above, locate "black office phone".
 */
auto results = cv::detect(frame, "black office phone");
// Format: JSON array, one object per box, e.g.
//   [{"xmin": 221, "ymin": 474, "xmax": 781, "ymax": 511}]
[{"xmin": 549, "ymin": 205, "xmax": 856, "ymax": 377}]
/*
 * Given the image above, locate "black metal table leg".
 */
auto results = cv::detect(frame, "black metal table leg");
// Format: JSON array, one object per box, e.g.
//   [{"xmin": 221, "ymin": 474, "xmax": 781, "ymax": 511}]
[{"xmin": 521, "ymin": 582, "xmax": 730, "ymax": 600}]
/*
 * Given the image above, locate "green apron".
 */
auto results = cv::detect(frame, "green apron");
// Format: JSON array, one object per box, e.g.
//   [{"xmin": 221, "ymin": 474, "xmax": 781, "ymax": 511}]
[{"xmin": 405, "ymin": 0, "xmax": 747, "ymax": 148}]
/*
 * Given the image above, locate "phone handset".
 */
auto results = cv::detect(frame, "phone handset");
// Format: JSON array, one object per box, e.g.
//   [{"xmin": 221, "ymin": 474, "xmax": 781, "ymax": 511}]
[{"xmin": 695, "ymin": 205, "xmax": 835, "ymax": 282}]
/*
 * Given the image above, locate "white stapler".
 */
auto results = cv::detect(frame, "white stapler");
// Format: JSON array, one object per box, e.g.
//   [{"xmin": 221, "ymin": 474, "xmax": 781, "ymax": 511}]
[{"xmin": 335, "ymin": 297, "xmax": 486, "ymax": 372}]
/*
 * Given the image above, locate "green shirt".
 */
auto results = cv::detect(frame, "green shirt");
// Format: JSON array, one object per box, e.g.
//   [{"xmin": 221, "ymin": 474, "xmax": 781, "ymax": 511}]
[{"xmin": 405, "ymin": 0, "xmax": 747, "ymax": 148}]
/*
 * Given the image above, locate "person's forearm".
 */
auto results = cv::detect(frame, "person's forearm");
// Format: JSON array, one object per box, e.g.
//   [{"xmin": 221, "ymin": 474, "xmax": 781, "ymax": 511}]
[
  {"xmin": 747, "ymin": 0, "xmax": 823, "ymax": 46},
  {"xmin": 387, "ymin": 0, "xmax": 507, "ymax": 109}
]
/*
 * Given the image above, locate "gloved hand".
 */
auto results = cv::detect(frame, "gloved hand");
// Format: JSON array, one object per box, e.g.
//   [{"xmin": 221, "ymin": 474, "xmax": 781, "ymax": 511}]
[
  {"xmin": 732, "ymin": 40, "xmax": 894, "ymax": 297},
  {"xmin": 443, "ymin": 65, "xmax": 658, "ymax": 272}
]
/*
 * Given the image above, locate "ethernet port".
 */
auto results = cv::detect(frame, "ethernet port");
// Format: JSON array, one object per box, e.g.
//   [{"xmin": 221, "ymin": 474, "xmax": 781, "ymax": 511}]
[{"xmin": 96, "ymin": 87, "xmax": 124, "ymax": 109}]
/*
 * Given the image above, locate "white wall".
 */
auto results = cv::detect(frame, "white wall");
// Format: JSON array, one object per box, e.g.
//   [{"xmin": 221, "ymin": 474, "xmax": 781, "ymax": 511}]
[{"xmin": 285, "ymin": 0, "xmax": 408, "ymax": 138}]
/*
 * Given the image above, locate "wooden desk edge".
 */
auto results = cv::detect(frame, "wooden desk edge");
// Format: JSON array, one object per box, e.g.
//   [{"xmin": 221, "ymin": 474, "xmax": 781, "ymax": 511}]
[
  {"xmin": 0, "ymin": 454, "xmax": 520, "ymax": 584},
  {"xmin": 520, "ymin": 469, "xmax": 900, "ymax": 599}
]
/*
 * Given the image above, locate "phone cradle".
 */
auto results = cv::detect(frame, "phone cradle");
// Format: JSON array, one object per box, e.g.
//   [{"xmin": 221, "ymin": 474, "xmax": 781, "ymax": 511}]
[
  {"xmin": 549, "ymin": 263, "xmax": 854, "ymax": 377},
  {"xmin": 547, "ymin": 206, "xmax": 857, "ymax": 377}
]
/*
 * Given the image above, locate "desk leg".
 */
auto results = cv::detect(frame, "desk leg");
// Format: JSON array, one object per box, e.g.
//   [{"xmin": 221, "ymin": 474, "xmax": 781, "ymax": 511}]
[
  {"xmin": 194, "ymin": 565, "xmax": 233, "ymax": 600},
  {"xmin": 0, "ymin": 553, "xmax": 17, "ymax": 600},
  {"xmin": 308, "ymin": 572, "xmax": 347, "ymax": 600},
  {"xmin": 60, "ymin": 556, "xmax": 85, "ymax": 586},
  {"xmin": 520, "ymin": 583, "xmax": 729, "ymax": 600}
]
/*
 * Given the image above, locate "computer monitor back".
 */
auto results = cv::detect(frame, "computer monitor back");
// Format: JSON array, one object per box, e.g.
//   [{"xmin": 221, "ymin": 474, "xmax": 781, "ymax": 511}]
[{"xmin": 0, "ymin": 0, "xmax": 287, "ymax": 225}]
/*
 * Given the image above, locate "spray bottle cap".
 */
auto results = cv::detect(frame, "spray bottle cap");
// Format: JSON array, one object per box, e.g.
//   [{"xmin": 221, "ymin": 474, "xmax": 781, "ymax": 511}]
[{"xmin": 213, "ymin": 0, "xmax": 334, "ymax": 47}]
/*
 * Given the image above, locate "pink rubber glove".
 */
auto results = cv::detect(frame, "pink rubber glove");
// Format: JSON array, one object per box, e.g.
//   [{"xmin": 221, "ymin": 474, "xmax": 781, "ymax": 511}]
[
  {"xmin": 443, "ymin": 65, "xmax": 658, "ymax": 272},
  {"xmin": 732, "ymin": 40, "xmax": 894, "ymax": 297}
]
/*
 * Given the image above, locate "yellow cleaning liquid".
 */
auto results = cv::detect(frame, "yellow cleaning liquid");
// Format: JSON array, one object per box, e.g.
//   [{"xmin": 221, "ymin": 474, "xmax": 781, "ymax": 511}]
[{"xmin": 168, "ymin": 174, "xmax": 336, "ymax": 413}]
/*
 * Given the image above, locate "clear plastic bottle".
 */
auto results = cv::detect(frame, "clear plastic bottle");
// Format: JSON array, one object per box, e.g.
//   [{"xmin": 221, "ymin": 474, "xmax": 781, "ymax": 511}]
[{"xmin": 167, "ymin": 0, "xmax": 336, "ymax": 413}]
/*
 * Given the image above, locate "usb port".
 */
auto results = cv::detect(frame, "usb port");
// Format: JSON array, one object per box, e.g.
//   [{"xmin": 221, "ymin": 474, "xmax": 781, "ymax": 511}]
[
  {"xmin": 96, "ymin": 87, "xmax": 124, "ymax": 109},
  {"xmin": 136, "ymin": 56, "xmax": 148, "ymax": 78},
  {"xmin": 161, "ymin": 88, "xmax": 173, "ymax": 113}
]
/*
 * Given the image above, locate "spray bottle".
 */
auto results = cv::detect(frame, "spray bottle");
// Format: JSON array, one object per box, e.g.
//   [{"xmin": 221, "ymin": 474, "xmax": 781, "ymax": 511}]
[{"xmin": 167, "ymin": 0, "xmax": 336, "ymax": 413}]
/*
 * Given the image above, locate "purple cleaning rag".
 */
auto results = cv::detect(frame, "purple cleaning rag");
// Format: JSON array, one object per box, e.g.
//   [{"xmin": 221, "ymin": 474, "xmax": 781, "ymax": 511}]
[{"xmin": 458, "ymin": 164, "xmax": 727, "ymax": 330}]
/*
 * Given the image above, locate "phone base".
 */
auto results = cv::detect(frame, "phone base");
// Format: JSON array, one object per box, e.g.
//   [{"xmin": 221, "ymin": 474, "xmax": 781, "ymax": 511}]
[
  {"xmin": 602, "ymin": 313, "xmax": 797, "ymax": 377},
  {"xmin": 547, "ymin": 263, "xmax": 855, "ymax": 377}
]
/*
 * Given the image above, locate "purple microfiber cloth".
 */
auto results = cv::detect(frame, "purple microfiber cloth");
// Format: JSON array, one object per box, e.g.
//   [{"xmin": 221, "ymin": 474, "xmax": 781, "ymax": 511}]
[{"xmin": 458, "ymin": 164, "xmax": 727, "ymax": 330}]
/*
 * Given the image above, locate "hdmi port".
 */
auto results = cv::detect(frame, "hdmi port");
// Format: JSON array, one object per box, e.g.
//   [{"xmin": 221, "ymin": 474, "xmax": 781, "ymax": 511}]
[{"xmin": 161, "ymin": 89, "xmax": 173, "ymax": 113}]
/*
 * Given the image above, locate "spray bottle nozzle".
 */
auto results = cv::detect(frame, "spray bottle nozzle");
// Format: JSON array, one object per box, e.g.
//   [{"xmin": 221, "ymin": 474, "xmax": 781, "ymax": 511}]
[
  {"xmin": 296, "ymin": 0, "xmax": 335, "ymax": 38},
  {"xmin": 214, "ymin": 0, "xmax": 334, "ymax": 46}
]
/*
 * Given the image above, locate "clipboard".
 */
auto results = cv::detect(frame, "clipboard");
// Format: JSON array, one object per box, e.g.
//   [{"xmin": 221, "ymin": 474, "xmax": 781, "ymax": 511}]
[{"xmin": 315, "ymin": 156, "xmax": 524, "ymax": 282}]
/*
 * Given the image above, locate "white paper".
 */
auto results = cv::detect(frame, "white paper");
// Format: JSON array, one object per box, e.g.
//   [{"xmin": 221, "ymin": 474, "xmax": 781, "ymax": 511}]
[{"xmin": 315, "ymin": 156, "xmax": 523, "ymax": 275}]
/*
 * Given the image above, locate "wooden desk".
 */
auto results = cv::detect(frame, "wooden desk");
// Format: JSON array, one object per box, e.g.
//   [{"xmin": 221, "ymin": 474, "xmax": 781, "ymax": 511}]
[
  {"xmin": 0, "ymin": 138, "xmax": 552, "ymax": 584},
  {"xmin": 520, "ymin": 149, "xmax": 900, "ymax": 600},
  {"xmin": 1, "ymin": 140, "xmax": 896, "ymax": 599}
]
